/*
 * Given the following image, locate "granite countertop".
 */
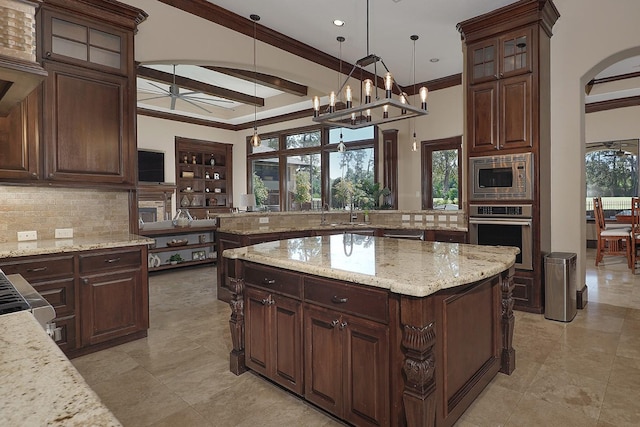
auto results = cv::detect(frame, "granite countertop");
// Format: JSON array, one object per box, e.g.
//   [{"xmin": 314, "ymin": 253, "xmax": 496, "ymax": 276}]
[
  {"xmin": 223, "ymin": 234, "xmax": 518, "ymax": 297},
  {"xmin": 0, "ymin": 311, "xmax": 121, "ymax": 426},
  {"xmin": 219, "ymin": 223, "xmax": 468, "ymax": 235},
  {"xmin": 0, "ymin": 234, "xmax": 153, "ymax": 258}
]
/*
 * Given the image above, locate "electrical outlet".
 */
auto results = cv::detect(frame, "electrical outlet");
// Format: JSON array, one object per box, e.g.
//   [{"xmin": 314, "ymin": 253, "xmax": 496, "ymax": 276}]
[
  {"xmin": 17, "ymin": 231, "xmax": 37, "ymax": 241},
  {"xmin": 259, "ymin": 217, "xmax": 269, "ymax": 224},
  {"xmin": 55, "ymin": 228, "xmax": 73, "ymax": 239}
]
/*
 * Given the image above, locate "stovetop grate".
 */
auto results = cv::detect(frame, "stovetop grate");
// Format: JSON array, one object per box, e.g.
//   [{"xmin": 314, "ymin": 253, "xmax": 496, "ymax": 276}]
[{"xmin": 0, "ymin": 271, "xmax": 30, "ymax": 315}]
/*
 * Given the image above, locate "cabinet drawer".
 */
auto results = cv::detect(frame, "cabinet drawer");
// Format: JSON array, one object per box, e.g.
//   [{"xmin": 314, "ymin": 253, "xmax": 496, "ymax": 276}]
[
  {"xmin": 33, "ymin": 277, "xmax": 75, "ymax": 316},
  {"xmin": 244, "ymin": 263, "xmax": 302, "ymax": 299},
  {"xmin": 0, "ymin": 255, "xmax": 74, "ymax": 282},
  {"xmin": 79, "ymin": 249, "xmax": 141, "ymax": 273},
  {"xmin": 304, "ymin": 277, "xmax": 388, "ymax": 324}
]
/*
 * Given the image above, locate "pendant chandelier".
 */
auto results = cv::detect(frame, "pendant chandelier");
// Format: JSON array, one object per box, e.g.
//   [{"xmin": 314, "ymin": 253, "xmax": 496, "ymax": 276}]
[
  {"xmin": 250, "ymin": 13, "xmax": 261, "ymax": 147},
  {"xmin": 312, "ymin": 0, "xmax": 428, "ymax": 129}
]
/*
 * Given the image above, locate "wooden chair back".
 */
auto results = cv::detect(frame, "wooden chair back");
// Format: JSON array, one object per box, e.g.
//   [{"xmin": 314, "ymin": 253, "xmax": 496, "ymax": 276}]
[
  {"xmin": 632, "ymin": 197, "xmax": 640, "ymax": 236},
  {"xmin": 593, "ymin": 197, "xmax": 606, "ymax": 232}
]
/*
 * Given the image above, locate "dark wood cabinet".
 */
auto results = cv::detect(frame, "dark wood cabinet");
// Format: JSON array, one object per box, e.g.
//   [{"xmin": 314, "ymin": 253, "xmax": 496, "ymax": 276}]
[
  {"xmin": 427, "ymin": 229, "xmax": 468, "ymax": 243},
  {"xmin": 245, "ymin": 286, "xmax": 303, "ymax": 395},
  {"xmin": 0, "ymin": 0, "xmax": 144, "ymax": 186},
  {"xmin": 0, "ymin": 245, "xmax": 148, "ymax": 357},
  {"xmin": 467, "ymin": 27, "xmax": 535, "ymax": 154},
  {"xmin": 0, "ymin": 90, "xmax": 40, "ymax": 180},
  {"xmin": 42, "ymin": 61, "xmax": 132, "ymax": 184},
  {"xmin": 304, "ymin": 304, "xmax": 389, "ymax": 427},
  {"xmin": 176, "ymin": 137, "xmax": 233, "ymax": 219},
  {"xmin": 78, "ymin": 248, "xmax": 148, "ymax": 347},
  {"xmin": 80, "ymin": 268, "xmax": 145, "ymax": 346},
  {"xmin": 0, "ymin": 254, "xmax": 78, "ymax": 351},
  {"xmin": 459, "ymin": 0, "xmax": 559, "ymax": 313}
]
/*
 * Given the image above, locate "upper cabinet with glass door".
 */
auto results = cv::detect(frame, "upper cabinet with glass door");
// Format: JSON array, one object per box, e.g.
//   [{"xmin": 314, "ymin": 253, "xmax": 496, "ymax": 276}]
[
  {"xmin": 469, "ymin": 28, "xmax": 533, "ymax": 85},
  {"xmin": 40, "ymin": 9, "xmax": 129, "ymax": 76}
]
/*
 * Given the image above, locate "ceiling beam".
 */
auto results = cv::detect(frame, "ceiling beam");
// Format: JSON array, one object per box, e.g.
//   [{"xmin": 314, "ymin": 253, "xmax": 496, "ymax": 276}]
[
  {"xmin": 137, "ymin": 65, "xmax": 264, "ymax": 107},
  {"xmin": 203, "ymin": 66, "xmax": 308, "ymax": 97},
  {"xmin": 585, "ymin": 95, "xmax": 640, "ymax": 114},
  {"xmin": 590, "ymin": 71, "xmax": 640, "ymax": 86}
]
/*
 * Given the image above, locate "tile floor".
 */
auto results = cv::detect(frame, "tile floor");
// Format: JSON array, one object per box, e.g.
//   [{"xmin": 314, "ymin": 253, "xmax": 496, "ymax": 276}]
[{"xmin": 72, "ymin": 248, "xmax": 640, "ymax": 426}]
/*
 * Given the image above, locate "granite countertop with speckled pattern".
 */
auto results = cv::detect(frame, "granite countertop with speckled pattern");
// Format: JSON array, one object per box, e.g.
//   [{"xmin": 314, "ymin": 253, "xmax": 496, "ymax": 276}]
[
  {"xmin": 223, "ymin": 234, "xmax": 518, "ymax": 297},
  {"xmin": 0, "ymin": 311, "xmax": 121, "ymax": 426},
  {"xmin": 0, "ymin": 234, "xmax": 153, "ymax": 259}
]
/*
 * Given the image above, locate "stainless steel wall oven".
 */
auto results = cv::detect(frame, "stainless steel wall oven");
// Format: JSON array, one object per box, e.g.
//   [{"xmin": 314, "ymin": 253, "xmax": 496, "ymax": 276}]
[{"xmin": 469, "ymin": 204, "xmax": 533, "ymax": 270}]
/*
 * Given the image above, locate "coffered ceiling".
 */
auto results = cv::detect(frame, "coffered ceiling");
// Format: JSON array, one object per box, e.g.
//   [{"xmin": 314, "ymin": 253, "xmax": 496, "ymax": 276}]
[{"xmin": 135, "ymin": 0, "xmax": 640, "ymax": 127}]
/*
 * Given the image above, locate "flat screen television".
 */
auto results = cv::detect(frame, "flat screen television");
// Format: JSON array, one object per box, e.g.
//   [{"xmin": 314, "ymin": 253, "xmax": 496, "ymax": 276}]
[{"xmin": 138, "ymin": 150, "xmax": 165, "ymax": 183}]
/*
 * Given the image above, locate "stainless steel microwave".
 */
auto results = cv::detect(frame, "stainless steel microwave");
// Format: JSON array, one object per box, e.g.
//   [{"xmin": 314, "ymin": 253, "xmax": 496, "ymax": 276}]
[{"xmin": 469, "ymin": 152, "xmax": 534, "ymax": 201}]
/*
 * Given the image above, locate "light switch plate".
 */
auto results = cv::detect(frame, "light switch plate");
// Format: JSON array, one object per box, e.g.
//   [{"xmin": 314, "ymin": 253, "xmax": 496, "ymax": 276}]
[
  {"xmin": 17, "ymin": 230, "xmax": 37, "ymax": 241},
  {"xmin": 55, "ymin": 228, "xmax": 73, "ymax": 239}
]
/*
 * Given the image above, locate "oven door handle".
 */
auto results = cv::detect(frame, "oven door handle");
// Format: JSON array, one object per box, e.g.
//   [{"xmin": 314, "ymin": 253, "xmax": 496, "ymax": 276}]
[{"xmin": 469, "ymin": 218, "xmax": 532, "ymax": 227}]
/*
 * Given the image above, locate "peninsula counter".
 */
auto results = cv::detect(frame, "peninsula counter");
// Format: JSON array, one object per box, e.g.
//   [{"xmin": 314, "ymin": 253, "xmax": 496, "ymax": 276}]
[{"xmin": 223, "ymin": 234, "xmax": 518, "ymax": 427}]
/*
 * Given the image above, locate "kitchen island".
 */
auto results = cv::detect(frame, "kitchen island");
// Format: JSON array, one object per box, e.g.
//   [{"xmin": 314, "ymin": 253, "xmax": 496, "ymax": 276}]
[{"xmin": 223, "ymin": 234, "xmax": 518, "ymax": 427}]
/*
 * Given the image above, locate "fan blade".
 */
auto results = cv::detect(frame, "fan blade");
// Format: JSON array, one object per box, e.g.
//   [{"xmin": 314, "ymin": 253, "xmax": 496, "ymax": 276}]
[
  {"xmin": 181, "ymin": 97, "xmax": 213, "ymax": 114},
  {"xmin": 146, "ymin": 81, "xmax": 171, "ymax": 94},
  {"xmin": 138, "ymin": 95, "xmax": 173, "ymax": 102},
  {"xmin": 183, "ymin": 95, "xmax": 234, "ymax": 103}
]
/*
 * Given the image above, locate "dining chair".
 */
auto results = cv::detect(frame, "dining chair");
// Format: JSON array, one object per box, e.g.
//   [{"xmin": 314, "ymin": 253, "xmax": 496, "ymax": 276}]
[
  {"xmin": 630, "ymin": 197, "xmax": 640, "ymax": 274},
  {"xmin": 593, "ymin": 197, "xmax": 632, "ymax": 267}
]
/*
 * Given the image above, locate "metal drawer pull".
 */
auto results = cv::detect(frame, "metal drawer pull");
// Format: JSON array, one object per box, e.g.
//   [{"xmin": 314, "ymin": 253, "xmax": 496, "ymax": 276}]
[
  {"xmin": 263, "ymin": 278, "xmax": 276, "ymax": 285},
  {"xmin": 105, "ymin": 258, "xmax": 121, "ymax": 263},
  {"xmin": 27, "ymin": 267, "xmax": 48, "ymax": 272},
  {"xmin": 331, "ymin": 319, "xmax": 340, "ymax": 328},
  {"xmin": 340, "ymin": 321, "xmax": 348, "ymax": 330},
  {"xmin": 331, "ymin": 296, "xmax": 348, "ymax": 304},
  {"xmin": 261, "ymin": 296, "xmax": 275, "ymax": 305}
]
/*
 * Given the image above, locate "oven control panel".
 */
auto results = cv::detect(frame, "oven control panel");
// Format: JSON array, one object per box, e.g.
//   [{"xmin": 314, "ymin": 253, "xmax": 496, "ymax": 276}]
[{"xmin": 469, "ymin": 204, "xmax": 532, "ymax": 218}]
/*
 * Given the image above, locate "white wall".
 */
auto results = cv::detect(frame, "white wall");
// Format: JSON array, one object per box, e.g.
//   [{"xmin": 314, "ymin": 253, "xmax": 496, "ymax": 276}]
[
  {"xmin": 550, "ymin": 0, "xmax": 640, "ymax": 288},
  {"xmin": 586, "ymin": 105, "xmax": 640, "ymax": 143}
]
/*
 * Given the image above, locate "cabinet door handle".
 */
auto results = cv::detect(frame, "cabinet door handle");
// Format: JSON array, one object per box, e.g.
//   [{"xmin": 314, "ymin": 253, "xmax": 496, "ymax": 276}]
[
  {"xmin": 105, "ymin": 258, "xmax": 121, "ymax": 264},
  {"xmin": 261, "ymin": 298, "xmax": 270, "ymax": 305},
  {"xmin": 331, "ymin": 296, "xmax": 348, "ymax": 304},
  {"xmin": 339, "ymin": 321, "xmax": 348, "ymax": 330},
  {"xmin": 27, "ymin": 267, "xmax": 47, "ymax": 272},
  {"xmin": 331, "ymin": 319, "xmax": 340, "ymax": 328},
  {"xmin": 263, "ymin": 278, "xmax": 276, "ymax": 285},
  {"xmin": 46, "ymin": 51, "xmax": 51, "ymax": 58},
  {"xmin": 82, "ymin": 278, "xmax": 89, "ymax": 285}
]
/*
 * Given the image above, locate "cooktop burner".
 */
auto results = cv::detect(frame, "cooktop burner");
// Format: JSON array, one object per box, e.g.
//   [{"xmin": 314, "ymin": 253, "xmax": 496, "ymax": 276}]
[{"xmin": 0, "ymin": 271, "xmax": 30, "ymax": 315}]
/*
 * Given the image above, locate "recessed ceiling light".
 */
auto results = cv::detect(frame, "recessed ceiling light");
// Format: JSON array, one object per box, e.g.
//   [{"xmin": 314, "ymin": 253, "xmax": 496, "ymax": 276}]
[
  {"xmin": 430, "ymin": 58, "xmax": 440, "ymax": 63},
  {"xmin": 333, "ymin": 19, "xmax": 345, "ymax": 27}
]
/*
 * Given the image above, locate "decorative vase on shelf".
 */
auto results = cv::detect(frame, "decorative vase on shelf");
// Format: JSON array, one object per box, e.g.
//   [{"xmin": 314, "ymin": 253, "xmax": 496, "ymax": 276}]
[
  {"xmin": 180, "ymin": 194, "xmax": 190, "ymax": 207},
  {"xmin": 210, "ymin": 155, "xmax": 215, "ymax": 166},
  {"xmin": 172, "ymin": 209, "xmax": 193, "ymax": 227}
]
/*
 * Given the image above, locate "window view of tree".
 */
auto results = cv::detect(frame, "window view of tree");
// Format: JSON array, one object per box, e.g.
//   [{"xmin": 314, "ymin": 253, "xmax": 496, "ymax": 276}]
[
  {"xmin": 286, "ymin": 153, "xmax": 320, "ymax": 210},
  {"xmin": 421, "ymin": 137, "xmax": 462, "ymax": 210},
  {"xmin": 431, "ymin": 149, "xmax": 459, "ymax": 208},
  {"xmin": 251, "ymin": 157, "xmax": 280, "ymax": 211},
  {"xmin": 585, "ymin": 139, "xmax": 639, "ymax": 214},
  {"xmin": 247, "ymin": 125, "xmax": 378, "ymax": 211},
  {"xmin": 329, "ymin": 148, "xmax": 382, "ymax": 210},
  {"xmin": 286, "ymin": 130, "xmax": 321, "ymax": 149}
]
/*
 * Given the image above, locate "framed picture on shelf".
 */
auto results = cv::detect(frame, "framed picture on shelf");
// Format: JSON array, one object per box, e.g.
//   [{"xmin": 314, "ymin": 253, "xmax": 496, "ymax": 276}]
[{"xmin": 192, "ymin": 250, "xmax": 206, "ymax": 261}]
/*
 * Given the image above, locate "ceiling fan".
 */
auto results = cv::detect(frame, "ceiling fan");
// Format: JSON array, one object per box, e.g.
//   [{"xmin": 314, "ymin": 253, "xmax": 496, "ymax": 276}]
[
  {"xmin": 602, "ymin": 141, "xmax": 633, "ymax": 158},
  {"xmin": 137, "ymin": 65, "xmax": 235, "ymax": 113}
]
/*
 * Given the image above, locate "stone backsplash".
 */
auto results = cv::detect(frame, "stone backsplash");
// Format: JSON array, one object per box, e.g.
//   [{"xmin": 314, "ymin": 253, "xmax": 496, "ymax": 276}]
[
  {"xmin": 217, "ymin": 209, "xmax": 467, "ymax": 232},
  {"xmin": 0, "ymin": 0, "xmax": 37, "ymax": 62},
  {"xmin": 0, "ymin": 186, "xmax": 130, "ymax": 243}
]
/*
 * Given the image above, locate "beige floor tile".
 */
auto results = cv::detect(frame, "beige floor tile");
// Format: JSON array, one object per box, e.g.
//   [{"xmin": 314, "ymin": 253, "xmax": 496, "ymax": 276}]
[
  {"xmin": 506, "ymin": 393, "xmax": 598, "ymax": 427},
  {"xmin": 72, "ymin": 347, "xmax": 139, "ymax": 385},
  {"xmin": 148, "ymin": 407, "xmax": 213, "ymax": 427},
  {"xmin": 598, "ymin": 383, "xmax": 640, "ymax": 426},
  {"xmin": 457, "ymin": 381, "xmax": 523, "ymax": 426}
]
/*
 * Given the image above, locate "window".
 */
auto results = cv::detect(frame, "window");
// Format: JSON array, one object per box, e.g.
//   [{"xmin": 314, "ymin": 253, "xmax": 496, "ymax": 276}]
[
  {"xmin": 421, "ymin": 136, "xmax": 462, "ymax": 209},
  {"xmin": 247, "ymin": 125, "xmax": 377, "ymax": 211},
  {"xmin": 585, "ymin": 139, "xmax": 639, "ymax": 217}
]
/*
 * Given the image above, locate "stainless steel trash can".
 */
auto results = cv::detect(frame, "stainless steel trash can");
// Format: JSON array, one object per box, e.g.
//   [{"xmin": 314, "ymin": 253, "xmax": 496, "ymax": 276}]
[{"xmin": 544, "ymin": 252, "xmax": 577, "ymax": 322}]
